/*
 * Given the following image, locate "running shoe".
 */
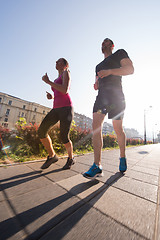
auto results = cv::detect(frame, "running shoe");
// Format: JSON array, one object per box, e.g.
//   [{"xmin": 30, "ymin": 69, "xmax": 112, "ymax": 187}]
[
  {"xmin": 63, "ymin": 157, "xmax": 75, "ymax": 170},
  {"xmin": 41, "ymin": 155, "xmax": 58, "ymax": 169},
  {"xmin": 119, "ymin": 157, "xmax": 127, "ymax": 172},
  {"xmin": 83, "ymin": 163, "xmax": 103, "ymax": 179}
]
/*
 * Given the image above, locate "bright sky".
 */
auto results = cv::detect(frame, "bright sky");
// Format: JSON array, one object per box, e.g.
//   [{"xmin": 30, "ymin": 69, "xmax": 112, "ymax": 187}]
[{"xmin": 1, "ymin": 0, "xmax": 160, "ymax": 138}]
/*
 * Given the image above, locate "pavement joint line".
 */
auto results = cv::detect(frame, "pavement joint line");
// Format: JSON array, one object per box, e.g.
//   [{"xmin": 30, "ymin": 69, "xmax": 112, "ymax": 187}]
[
  {"xmin": 123, "ymin": 175, "xmax": 158, "ymax": 187},
  {"xmin": 111, "ymin": 185, "xmax": 157, "ymax": 204},
  {"xmin": 39, "ymin": 174, "xmax": 150, "ymax": 240},
  {"xmin": 24, "ymin": 163, "xmax": 159, "ymax": 205},
  {"xmin": 40, "ymin": 162, "xmax": 156, "ymax": 238},
  {"xmin": 1, "ymin": 145, "xmax": 159, "ymax": 240},
  {"xmin": 152, "ymin": 168, "xmax": 160, "ymax": 240},
  {"xmin": 89, "ymin": 204, "xmax": 150, "ymax": 240},
  {"xmin": 28, "ymin": 158, "xmax": 159, "ymax": 190},
  {"xmin": 36, "ymin": 200, "xmax": 88, "ymax": 240},
  {"xmin": 129, "ymin": 168, "xmax": 159, "ymax": 177},
  {"xmin": 27, "ymin": 162, "xmax": 149, "ymax": 240}
]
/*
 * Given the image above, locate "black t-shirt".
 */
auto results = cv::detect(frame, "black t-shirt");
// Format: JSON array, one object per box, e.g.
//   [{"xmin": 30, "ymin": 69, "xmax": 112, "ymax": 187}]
[{"xmin": 96, "ymin": 49, "xmax": 129, "ymax": 90}]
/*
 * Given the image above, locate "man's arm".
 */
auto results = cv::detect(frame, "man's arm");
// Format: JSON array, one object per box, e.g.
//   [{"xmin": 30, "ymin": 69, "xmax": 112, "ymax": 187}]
[
  {"xmin": 97, "ymin": 58, "xmax": 134, "ymax": 78},
  {"xmin": 94, "ymin": 75, "xmax": 99, "ymax": 90}
]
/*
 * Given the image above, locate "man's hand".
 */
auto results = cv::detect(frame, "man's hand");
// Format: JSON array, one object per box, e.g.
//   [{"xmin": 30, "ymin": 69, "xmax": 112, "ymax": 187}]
[
  {"xmin": 42, "ymin": 73, "xmax": 50, "ymax": 84},
  {"xmin": 94, "ymin": 81, "xmax": 99, "ymax": 90},
  {"xmin": 97, "ymin": 69, "xmax": 112, "ymax": 78}
]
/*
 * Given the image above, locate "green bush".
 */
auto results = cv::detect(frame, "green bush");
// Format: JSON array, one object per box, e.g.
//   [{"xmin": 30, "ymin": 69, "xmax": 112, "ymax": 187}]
[
  {"xmin": 0, "ymin": 122, "xmax": 152, "ymax": 161},
  {"xmin": 103, "ymin": 134, "xmax": 118, "ymax": 148},
  {"xmin": 14, "ymin": 143, "xmax": 33, "ymax": 157},
  {"xmin": 126, "ymin": 138, "xmax": 143, "ymax": 146},
  {"xmin": 70, "ymin": 125, "xmax": 92, "ymax": 151},
  {"xmin": 0, "ymin": 125, "xmax": 11, "ymax": 158}
]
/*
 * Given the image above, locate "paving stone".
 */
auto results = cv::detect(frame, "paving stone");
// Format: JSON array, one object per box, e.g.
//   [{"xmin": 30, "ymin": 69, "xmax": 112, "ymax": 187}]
[
  {"xmin": 27, "ymin": 161, "xmax": 78, "ymax": 182},
  {"xmin": 9, "ymin": 183, "xmax": 84, "ymax": 240},
  {"xmin": 40, "ymin": 203, "xmax": 146, "ymax": 240},
  {"xmin": 131, "ymin": 165, "xmax": 159, "ymax": 176},
  {"xmin": 71, "ymin": 162, "xmax": 92, "ymax": 174},
  {"xmin": 57, "ymin": 174, "xmax": 106, "ymax": 201},
  {"xmin": 89, "ymin": 186, "xmax": 156, "ymax": 239},
  {"xmin": 0, "ymin": 187, "xmax": 5, "ymax": 202},
  {"xmin": 0, "ymin": 200, "xmax": 26, "ymax": 240},
  {"xmin": 112, "ymin": 176, "xmax": 158, "ymax": 203},
  {"xmin": 125, "ymin": 169, "xmax": 159, "ymax": 185},
  {"xmin": 0, "ymin": 167, "xmax": 52, "ymax": 198},
  {"xmin": 0, "ymin": 144, "xmax": 160, "ymax": 240},
  {"xmin": 73, "ymin": 154, "xmax": 95, "ymax": 165},
  {"xmin": 0, "ymin": 164, "xmax": 35, "ymax": 180},
  {"xmin": 135, "ymin": 160, "xmax": 160, "ymax": 169},
  {"xmin": 99, "ymin": 171, "xmax": 125, "ymax": 185}
]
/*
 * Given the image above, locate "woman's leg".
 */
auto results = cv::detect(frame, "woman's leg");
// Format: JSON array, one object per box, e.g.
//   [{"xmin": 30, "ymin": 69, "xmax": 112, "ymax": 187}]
[
  {"xmin": 59, "ymin": 107, "xmax": 74, "ymax": 169},
  {"xmin": 64, "ymin": 140, "xmax": 73, "ymax": 159},
  {"xmin": 40, "ymin": 135, "xmax": 55, "ymax": 158},
  {"xmin": 38, "ymin": 109, "xmax": 58, "ymax": 157},
  {"xmin": 59, "ymin": 107, "xmax": 73, "ymax": 157}
]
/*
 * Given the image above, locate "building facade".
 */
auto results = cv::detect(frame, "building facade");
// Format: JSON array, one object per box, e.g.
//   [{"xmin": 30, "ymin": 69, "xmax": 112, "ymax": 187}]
[
  {"xmin": 73, "ymin": 112, "xmax": 92, "ymax": 130},
  {"xmin": 157, "ymin": 132, "xmax": 160, "ymax": 143},
  {"xmin": 0, "ymin": 92, "xmax": 51, "ymax": 129},
  {"xmin": 0, "ymin": 92, "xmax": 95, "ymax": 131}
]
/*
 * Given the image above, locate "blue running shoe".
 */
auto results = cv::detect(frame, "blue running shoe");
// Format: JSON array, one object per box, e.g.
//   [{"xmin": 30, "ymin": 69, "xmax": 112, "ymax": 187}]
[
  {"xmin": 83, "ymin": 163, "xmax": 103, "ymax": 179},
  {"xmin": 119, "ymin": 157, "xmax": 127, "ymax": 172}
]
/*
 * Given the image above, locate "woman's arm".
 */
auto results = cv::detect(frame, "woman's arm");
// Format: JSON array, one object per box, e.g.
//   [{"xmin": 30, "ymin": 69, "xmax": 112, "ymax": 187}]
[{"xmin": 42, "ymin": 70, "xmax": 71, "ymax": 94}]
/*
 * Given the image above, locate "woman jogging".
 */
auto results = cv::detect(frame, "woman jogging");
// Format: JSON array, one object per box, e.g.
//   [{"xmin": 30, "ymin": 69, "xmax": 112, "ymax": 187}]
[{"xmin": 38, "ymin": 58, "xmax": 75, "ymax": 170}]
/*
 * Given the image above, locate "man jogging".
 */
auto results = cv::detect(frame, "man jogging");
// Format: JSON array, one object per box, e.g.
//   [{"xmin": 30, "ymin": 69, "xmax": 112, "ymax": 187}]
[{"xmin": 83, "ymin": 38, "xmax": 134, "ymax": 179}]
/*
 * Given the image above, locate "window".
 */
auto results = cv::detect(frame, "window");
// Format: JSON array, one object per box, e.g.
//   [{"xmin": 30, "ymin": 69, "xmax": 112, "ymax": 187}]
[
  {"xmin": 5, "ymin": 109, "xmax": 10, "ymax": 116},
  {"xmin": 4, "ymin": 118, "xmax": 8, "ymax": 122},
  {"xmin": 21, "ymin": 112, "xmax": 24, "ymax": 117},
  {"xmin": 34, "ymin": 108, "xmax": 37, "ymax": 112},
  {"xmin": 43, "ymin": 110, "xmax": 45, "ymax": 114},
  {"xmin": 2, "ymin": 123, "xmax": 8, "ymax": 127},
  {"xmin": 8, "ymin": 100, "xmax": 12, "ymax": 105},
  {"xmin": 23, "ymin": 105, "xmax": 26, "ymax": 109},
  {"xmin": 0, "ymin": 97, "xmax": 2, "ymax": 103}
]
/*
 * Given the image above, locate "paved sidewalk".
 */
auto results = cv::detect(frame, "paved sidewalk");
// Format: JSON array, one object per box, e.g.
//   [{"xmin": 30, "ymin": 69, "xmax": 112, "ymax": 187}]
[{"xmin": 0, "ymin": 144, "xmax": 160, "ymax": 240}]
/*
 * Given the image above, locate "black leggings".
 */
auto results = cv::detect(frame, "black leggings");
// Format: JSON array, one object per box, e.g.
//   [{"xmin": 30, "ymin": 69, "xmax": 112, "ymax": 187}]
[{"xmin": 38, "ymin": 106, "xmax": 73, "ymax": 144}]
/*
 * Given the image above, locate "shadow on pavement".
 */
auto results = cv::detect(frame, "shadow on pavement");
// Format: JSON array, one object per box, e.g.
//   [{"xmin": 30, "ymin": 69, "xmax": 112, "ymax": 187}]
[
  {"xmin": 0, "ymin": 168, "xmax": 64, "ymax": 191},
  {"xmin": 0, "ymin": 171, "xmax": 124, "ymax": 240},
  {"xmin": 138, "ymin": 151, "xmax": 149, "ymax": 154}
]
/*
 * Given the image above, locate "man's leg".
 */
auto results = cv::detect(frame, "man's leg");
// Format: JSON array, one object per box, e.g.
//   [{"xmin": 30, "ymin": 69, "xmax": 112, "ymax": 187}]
[
  {"xmin": 93, "ymin": 112, "xmax": 105, "ymax": 166},
  {"xmin": 83, "ymin": 112, "xmax": 105, "ymax": 179},
  {"xmin": 112, "ymin": 119, "xmax": 126, "ymax": 158}
]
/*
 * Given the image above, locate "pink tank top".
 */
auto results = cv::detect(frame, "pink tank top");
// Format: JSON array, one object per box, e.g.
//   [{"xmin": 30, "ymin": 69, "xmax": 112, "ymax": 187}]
[{"xmin": 51, "ymin": 75, "xmax": 72, "ymax": 108}]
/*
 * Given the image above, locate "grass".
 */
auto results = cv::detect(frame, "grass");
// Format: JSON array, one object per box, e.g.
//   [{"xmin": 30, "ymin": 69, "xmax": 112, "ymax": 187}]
[
  {"xmin": 0, "ymin": 145, "xmax": 119, "ymax": 165},
  {"xmin": 0, "ymin": 142, "xmax": 146, "ymax": 166}
]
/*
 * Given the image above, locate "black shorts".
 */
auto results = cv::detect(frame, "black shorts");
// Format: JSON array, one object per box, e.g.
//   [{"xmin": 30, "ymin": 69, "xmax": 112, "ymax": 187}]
[
  {"xmin": 93, "ymin": 89, "xmax": 126, "ymax": 120},
  {"xmin": 38, "ymin": 106, "xmax": 73, "ymax": 144}
]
